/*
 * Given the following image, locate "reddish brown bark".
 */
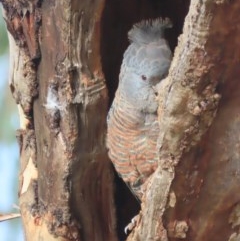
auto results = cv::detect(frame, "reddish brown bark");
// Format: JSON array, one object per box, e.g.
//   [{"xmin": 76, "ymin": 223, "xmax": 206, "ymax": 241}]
[
  {"xmin": 2, "ymin": 0, "xmax": 116, "ymax": 240},
  {"xmin": 2, "ymin": 0, "xmax": 240, "ymax": 241}
]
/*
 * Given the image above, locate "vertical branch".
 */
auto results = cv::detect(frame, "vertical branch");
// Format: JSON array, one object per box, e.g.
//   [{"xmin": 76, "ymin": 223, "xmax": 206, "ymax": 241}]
[
  {"xmin": 2, "ymin": 0, "xmax": 117, "ymax": 240},
  {"xmin": 127, "ymin": 0, "xmax": 240, "ymax": 240}
]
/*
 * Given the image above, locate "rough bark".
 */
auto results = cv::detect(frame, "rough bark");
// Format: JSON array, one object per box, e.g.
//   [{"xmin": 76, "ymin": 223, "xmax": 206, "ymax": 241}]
[
  {"xmin": 2, "ymin": 0, "xmax": 117, "ymax": 241},
  {"xmin": 2, "ymin": 0, "xmax": 240, "ymax": 241},
  {"xmin": 127, "ymin": 0, "xmax": 240, "ymax": 240}
]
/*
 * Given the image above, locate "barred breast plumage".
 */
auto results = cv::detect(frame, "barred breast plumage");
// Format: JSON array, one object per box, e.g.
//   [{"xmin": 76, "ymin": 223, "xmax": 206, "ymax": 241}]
[{"xmin": 107, "ymin": 18, "xmax": 172, "ymax": 200}]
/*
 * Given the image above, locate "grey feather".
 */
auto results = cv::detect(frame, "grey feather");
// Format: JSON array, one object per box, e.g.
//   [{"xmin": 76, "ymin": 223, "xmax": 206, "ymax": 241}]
[
  {"xmin": 107, "ymin": 17, "xmax": 172, "ymax": 200},
  {"xmin": 128, "ymin": 18, "xmax": 172, "ymax": 45}
]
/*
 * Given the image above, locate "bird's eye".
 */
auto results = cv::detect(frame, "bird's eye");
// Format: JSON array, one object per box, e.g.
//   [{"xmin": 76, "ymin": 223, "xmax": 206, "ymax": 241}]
[{"xmin": 141, "ymin": 75, "xmax": 147, "ymax": 81}]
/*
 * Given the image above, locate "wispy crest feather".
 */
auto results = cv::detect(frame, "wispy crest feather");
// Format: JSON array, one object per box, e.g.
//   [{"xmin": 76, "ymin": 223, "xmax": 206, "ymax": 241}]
[{"xmin": 128, "ymin": 18, "xmax": 172, "ymax": 44}]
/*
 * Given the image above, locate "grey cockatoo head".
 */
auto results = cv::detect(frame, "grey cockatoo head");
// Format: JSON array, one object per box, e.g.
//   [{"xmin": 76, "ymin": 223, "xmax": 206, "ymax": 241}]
[
  {"xmin": 118, "ymin": 18, "xmax": 172, "ymax": 112},
  {"xmin": 122, "ymin": 40, "xmax": 172, "ymax": 84}
]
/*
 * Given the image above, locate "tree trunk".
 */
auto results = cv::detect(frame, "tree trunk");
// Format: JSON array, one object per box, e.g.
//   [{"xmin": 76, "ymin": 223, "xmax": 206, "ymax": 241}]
[
  {"xmin": 1, "ymin": 0, "xmax": 240, "ymax": 241},
  {"xmin": 2, "ymin": 0, "xmax": 116, "ymax": 240},
  {"xmin": 127, "ymin": 0, "xmax": 240, "ymax": 240}
]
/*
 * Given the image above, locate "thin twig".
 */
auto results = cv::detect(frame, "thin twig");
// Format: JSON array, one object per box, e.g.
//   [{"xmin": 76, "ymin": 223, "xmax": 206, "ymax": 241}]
[{"xmin": 0, "ymin": 213, "xmax": 21, "ymax": 222}]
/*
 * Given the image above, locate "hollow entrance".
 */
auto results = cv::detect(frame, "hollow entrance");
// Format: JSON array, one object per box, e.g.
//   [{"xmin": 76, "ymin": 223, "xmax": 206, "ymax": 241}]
[{"xmin": 101, "ymin": 1, "xmax": 190, "ymax": 239}]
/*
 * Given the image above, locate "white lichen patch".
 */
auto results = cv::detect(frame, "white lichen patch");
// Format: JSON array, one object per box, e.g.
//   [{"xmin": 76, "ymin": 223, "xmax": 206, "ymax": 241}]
[
  {"xmin": 168, "ymin": 220, "xmax": 189, "ymax": 239},
  {"xmin": 168, "ymin": 191, "xmax": 177, "ymax": 208},
  {"xmin": 44, "ymin": 84, "xmax": 66, "ymax": 112}
]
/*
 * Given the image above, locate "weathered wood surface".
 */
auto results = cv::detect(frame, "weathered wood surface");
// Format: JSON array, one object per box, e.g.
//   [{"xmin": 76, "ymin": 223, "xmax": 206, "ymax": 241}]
[
  {"xmin": 127, "ymin": 0, "xmax": 240, "ymax": 240},
  {"xmin": 2, "ymin": 0, "xmax": 117, "ymax": 240},
  {"xmin": 2, "ymin": 0, "xmax": 240, "ymax": 240}
]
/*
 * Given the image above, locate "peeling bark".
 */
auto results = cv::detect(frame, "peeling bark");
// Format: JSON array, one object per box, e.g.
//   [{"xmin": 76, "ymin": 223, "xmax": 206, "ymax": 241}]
[
  {"xmin": 2, "ymin": 0, "xmax": 116, "ymax": 240},
  {"xmin": 2, "ymin": 0, "xmax": 240, "ymax": 240}
]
